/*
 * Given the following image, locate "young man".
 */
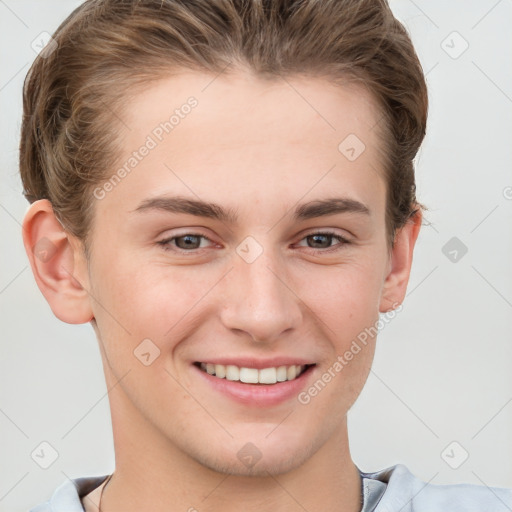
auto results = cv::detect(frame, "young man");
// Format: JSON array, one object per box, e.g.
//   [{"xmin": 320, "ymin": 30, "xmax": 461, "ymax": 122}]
[{"xmin": 20, "ymin": 1, "xmax": 511, "ymax": 511}]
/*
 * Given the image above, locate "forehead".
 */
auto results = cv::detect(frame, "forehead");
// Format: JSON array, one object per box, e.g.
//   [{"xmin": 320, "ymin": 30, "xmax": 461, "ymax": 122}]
[
  {"xmin": 99, "ymin": 70, "xmax": 386, "ymax": 225},
  {"xmin": 122, "ymin": 70, "xmax": 382, "ymax": 152}
]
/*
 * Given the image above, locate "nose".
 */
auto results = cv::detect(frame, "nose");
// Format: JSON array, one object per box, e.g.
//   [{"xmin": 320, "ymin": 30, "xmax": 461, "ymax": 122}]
[{"xmin": 220, "ymin": 244, "xmax": 303, "ymax": 344}]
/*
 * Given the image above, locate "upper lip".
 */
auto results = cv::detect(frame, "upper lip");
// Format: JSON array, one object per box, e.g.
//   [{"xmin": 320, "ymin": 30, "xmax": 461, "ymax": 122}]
[{"xmin": 194, "ymin": 358, "xmax": 316, "ymax": 369}]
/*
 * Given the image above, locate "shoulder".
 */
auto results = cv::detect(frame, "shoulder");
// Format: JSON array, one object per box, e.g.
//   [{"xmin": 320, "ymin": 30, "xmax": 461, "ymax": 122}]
[
  {"xmin": 28, "ymin": 475, "xmax": 109, "ymax": 512},
  {"xmin": 361, "ymin": 463, "xmax": 512, "ymax": 512}
]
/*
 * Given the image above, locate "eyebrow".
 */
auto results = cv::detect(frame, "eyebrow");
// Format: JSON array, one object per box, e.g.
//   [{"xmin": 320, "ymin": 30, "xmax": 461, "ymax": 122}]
[{"xmin": 133, "ymin": 195, "xmax": 370, "ymax": 223}]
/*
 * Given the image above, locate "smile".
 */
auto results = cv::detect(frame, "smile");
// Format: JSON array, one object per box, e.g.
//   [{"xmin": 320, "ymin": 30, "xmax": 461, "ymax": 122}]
[{"xmin": 196, "ymin": 362, "xmax": 312, "ymax": 384}]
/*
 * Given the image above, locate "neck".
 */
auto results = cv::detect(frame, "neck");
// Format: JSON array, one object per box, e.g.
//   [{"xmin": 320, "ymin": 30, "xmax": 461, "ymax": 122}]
[{"xmin": 101, "ymin": 376, "xmax": 363, "ymax": 512}]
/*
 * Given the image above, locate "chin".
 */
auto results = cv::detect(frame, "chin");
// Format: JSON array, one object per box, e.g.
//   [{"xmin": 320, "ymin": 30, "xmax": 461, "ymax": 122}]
[{"xmin": 187, "ymin": 431, "xmax": 320, "ymax": 477}]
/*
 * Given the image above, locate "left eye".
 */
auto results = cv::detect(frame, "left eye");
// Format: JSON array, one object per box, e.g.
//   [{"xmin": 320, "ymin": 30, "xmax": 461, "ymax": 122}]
[{"xmin": 296, "ymin": 231, "xmax": 349, "ymax": 251}]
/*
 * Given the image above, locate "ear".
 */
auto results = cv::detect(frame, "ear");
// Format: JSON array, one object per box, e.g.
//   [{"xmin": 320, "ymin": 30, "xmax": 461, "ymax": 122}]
[
  {"xmin": 22, "ymin": 199, "xmax": 94, "ymax": 324},
  {"xmin": 379, "ymin": 210, "xmax": 422, "ymax": 313}
]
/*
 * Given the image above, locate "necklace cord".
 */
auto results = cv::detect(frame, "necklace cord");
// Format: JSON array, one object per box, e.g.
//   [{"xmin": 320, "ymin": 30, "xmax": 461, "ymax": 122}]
[{"xmin": 98, "ymin": 474, "xmax": 113, "ymax": 511}]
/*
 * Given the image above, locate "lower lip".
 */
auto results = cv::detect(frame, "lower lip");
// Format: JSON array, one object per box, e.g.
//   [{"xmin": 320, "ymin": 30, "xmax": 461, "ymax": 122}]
[{"xmin": 192, "ymin": 364, "xmax": 316, "ymax": 407}]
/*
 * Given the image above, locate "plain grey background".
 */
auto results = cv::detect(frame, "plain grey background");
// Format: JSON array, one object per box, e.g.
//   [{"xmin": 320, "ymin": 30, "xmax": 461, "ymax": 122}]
[{"xmin": 1, "ymin": 1, "xmax": 511, "ymax": 511}]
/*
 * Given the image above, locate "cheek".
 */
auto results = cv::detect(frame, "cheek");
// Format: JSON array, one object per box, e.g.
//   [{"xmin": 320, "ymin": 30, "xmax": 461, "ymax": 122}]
[
  {"xmin": 294, "ymin": 260, "xmax": 382, "ymax": 403},
  {"xmin": 297, "ymin": 260, "xmax": 383, "ymax": 342},
  {"xmin": 93, "ymin": 268, "xmax": 179, "ymax": 335},
  {"xmin": 90, "ymin": 254, "xmax": 214, "ymax": 356}
]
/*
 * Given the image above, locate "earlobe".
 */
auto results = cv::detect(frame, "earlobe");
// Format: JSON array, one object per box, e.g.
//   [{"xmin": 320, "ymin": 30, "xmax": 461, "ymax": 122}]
[
  {"xmin": 379, "ymin": 210, "xmax": 422, "ymax": 313},
  {"xmin": 22, "ymin": 199, "xmax": 94, "ymax": 324}
]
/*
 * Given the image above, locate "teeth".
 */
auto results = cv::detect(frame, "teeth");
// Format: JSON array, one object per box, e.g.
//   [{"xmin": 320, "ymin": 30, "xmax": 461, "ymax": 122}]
[
  {"xmin": 276, "ymin": 366, "xmax": 287, "ymax": 382},
  {"xmin": 259, "ymin": 367, "xmax": 277, "ymax": 384},
  {"xmin": 226, "ymin": 365, "xmax": 239, "ymax": 381},
  {"xmin": 240, "ymin": 367, "xmax": 259, "ymax": 383},
  {"xmin": 215, "ymin": 364, "xmax": 226, "ymax": 378},
  {"xmin": 198, "ymin": 362, "xmax": 308, "ymax": 384}
]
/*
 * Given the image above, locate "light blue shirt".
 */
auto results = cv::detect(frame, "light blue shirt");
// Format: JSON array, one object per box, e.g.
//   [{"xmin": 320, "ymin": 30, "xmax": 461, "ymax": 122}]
[{"xmin": 29, "ymin": 463, "xmax": 512, "ymax": 511}]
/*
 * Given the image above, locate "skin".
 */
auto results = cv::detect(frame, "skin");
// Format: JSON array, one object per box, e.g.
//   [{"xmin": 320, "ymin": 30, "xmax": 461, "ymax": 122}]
[{"xmin": 23, "ymin": 69, "xmax": 421, "ymax": 512}]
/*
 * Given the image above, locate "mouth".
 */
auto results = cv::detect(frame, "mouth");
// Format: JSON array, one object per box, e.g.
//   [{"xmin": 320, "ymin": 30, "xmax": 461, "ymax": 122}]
[
  {"xmin": 194, "ymin": 362, "xmax": 315, "ymax": 385},
  {"xmin": 192, "ymin": 360, "xmax": 317, "ymax": 407}
]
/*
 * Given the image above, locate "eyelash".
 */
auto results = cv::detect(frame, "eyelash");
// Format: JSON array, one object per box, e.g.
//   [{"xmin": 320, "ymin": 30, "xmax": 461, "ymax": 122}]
[{"xmin": 157, "ymin": 230, "xmax": 350, "ymax": 254}]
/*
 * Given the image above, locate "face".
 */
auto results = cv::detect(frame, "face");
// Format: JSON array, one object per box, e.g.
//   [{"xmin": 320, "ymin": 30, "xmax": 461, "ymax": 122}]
[{"xmin": 80, "ymin": 70, "xmax": 398, "ymax": 476}]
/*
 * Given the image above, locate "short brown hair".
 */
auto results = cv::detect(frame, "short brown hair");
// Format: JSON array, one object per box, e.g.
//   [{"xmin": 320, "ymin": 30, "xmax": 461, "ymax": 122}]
[{"xmin": 19, "ymin": 0, "xmax": 428, "ymax": 251}]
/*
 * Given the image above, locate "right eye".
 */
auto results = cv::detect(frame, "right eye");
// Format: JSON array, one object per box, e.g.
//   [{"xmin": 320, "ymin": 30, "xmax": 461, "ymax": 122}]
[{"xmin": 157, "ymin": 233, "xmax": 216, "ymax": 252}]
